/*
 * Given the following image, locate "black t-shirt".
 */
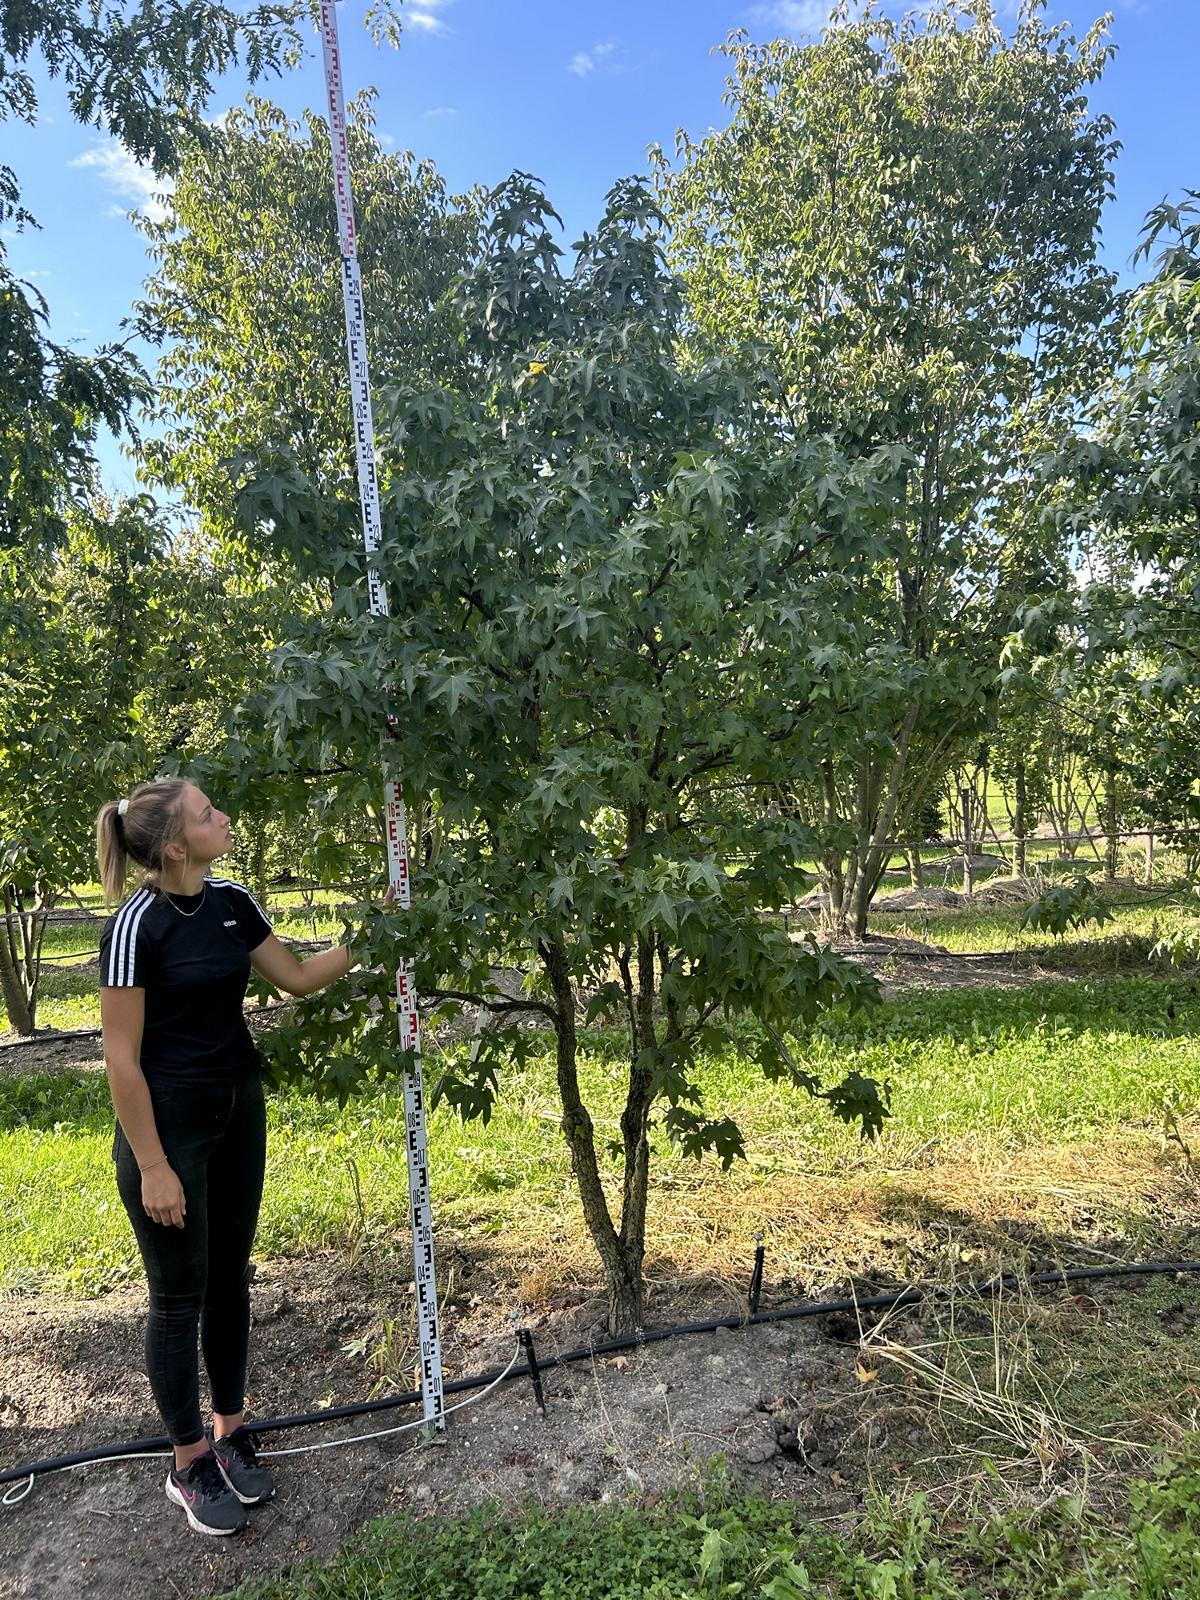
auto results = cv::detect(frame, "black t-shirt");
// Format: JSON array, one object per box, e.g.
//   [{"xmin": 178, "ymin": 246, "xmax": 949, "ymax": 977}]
[{"xmin": 99, "ymin": 877, "xmax": 273, "ymax": 1086}]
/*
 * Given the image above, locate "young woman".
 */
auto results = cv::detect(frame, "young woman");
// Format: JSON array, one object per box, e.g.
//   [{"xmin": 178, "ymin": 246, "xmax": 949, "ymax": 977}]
[{"xmin": 97, "ymin": 778, "xmax": 355, "ymax": 1536}]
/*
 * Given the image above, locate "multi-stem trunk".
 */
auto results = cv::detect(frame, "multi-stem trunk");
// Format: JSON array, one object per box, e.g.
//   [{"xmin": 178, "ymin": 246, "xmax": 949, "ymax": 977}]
[
  {"xmin": 1103, "ymin": 764, "xmax": 1119, "ymax": 882},
  {"xmin": 1, "ymin": 888, "xmax": 46, "ymax": 1036},
  {"xmin": 0, "ymin": 928, "xmax": 34, "ymax": 1035},
  {"xmin": 845, "ymin": 703, "xmax": 920, "ymax": 940},
  {"xmin": 540, "ymin": 935, "xmax": 647, "ymax": 1333}
]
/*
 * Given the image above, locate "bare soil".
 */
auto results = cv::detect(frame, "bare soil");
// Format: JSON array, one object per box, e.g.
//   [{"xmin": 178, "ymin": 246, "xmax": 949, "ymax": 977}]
[
  {"xmin": 7, "ymin": 1244, "xmax": 1197, "ymax": 1600},
  {"xmin": 0, "ymin": 1250, "xmax": 926, "ymax": 1600}
]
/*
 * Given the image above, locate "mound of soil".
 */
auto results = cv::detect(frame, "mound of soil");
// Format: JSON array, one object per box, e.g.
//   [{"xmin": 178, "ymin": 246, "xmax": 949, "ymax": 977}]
[
  {"xmin": 0, "ymin": 1257, "xmax": 909, "ymax": 1600},
  {"xmin": 974, "ymin": 874, "xmax": 1042, "ymax": 904},
  {"xmin": 873, "ymin": 887, "xmax": 963, "ymax": 912},
  {"xmin": 923, "ymin": 853, "xmax": 1010, "ymax": 875}
]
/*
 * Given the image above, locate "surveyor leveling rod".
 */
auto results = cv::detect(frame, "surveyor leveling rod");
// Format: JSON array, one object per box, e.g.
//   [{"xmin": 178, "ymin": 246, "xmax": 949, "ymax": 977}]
[{"xmin": 317, "ymin": 0, "xmax": 444, "ymax": 1430}]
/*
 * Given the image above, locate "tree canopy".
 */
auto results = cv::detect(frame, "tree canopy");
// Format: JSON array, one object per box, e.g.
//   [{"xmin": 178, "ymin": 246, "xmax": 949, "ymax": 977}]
[
  {"xmin": 1, "ymin": 0, "xmax": 318, "ymax": 549},
  {"xmin": 228, "ymin": 173, "xmax": 894, "ymax": 1328}
]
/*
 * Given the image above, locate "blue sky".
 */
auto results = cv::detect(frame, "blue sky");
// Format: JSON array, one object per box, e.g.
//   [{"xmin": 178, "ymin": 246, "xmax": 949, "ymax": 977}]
[{"xmin": 5, "ymin": 0, "xmax": 1197, "ymax": 496}]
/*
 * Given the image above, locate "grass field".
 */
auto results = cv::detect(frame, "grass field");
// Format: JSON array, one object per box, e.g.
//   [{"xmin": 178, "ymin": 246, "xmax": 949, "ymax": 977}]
[
  {"xmin": 3, "ymin": 974, "xmax": 1198, "ymax": 1296},
  {"xmin": 14, "ymin": 861, "xmax": 1200, "ymax": 1037}
]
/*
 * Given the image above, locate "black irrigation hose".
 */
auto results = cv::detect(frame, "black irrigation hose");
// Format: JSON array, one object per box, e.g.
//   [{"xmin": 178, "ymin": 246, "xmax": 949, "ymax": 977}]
[{"xmin": 4, "ymin": 1258, "xmax": 1200, "ymax": 1493}]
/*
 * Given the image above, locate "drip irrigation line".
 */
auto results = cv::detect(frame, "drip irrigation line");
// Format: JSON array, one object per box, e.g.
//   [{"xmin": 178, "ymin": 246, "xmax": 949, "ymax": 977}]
[
  {"xmin": 0, "ymin": 1027, "xmax": 102, "ymax": 1050},
  {"xmin": 4, "ymin": 1258, "xmax": 1199, "ymax": 1497}
]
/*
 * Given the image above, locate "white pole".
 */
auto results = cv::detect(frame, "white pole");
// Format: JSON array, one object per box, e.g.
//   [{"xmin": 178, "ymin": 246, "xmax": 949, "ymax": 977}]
[{"xmin": 317, "ymin": 0, "xmax": 444, "ymax": 1430}]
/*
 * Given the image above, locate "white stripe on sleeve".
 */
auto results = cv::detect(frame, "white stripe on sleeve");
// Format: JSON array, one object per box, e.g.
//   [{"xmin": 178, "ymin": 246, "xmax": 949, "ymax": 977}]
[{"xmin": 107, "ymin": 889, "xmax": 152, "ymax": 987}]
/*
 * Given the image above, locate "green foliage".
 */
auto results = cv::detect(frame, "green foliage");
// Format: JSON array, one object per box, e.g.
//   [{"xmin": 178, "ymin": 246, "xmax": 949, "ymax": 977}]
[
  {"xmin": 221, "ymin": 166, "xmax": 909, "ymax": 1318},
  {"xmin": 137, "ymin": 91, "xmax": 481, "ymax": 554},
  {"xmin": 1151, "ymin": 930, "xmax": 1200, "ymax": 969},
  {"xmin": 0, "ymin": 0, "xmax": 322, "ymax": 548},
  {"xmin": 0, "ymin": 495, "xmax": 209, "ymax": 1029},
  {"xmin": 132, "ymin": 89, "xmax": 485, "ymax": 899},
  {"xmin": 1019, "ymin": 877, "xmax": 1115, "ymax": 940},
  {"xmin": 1028, "ymin": 191, "xmax": 1200, "ymax": 844}
]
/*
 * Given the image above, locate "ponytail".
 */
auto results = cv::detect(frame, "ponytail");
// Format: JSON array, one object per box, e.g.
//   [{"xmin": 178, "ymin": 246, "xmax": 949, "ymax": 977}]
[{"xmin": 95, "ymin": 780, "xmax": 190, "ymax": 905}]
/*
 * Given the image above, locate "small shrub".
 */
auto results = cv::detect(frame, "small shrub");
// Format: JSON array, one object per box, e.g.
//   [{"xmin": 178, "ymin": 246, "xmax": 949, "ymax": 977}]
[{"xmin": 1020, "ymin": 877, "xmax": 1115, "ymax": 940}]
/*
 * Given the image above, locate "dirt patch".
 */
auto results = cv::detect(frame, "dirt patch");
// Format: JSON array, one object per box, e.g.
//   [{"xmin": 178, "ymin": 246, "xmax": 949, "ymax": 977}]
[{"xmin": 0, "ymin": 1254, "xmax": 899, "ymax": 1600}]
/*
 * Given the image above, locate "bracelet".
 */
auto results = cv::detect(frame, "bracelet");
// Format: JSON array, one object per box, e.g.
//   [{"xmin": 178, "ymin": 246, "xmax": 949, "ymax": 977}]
[{"xmin": 138, "ymin": 1156, "xmax": 169, "ymax": 1174}]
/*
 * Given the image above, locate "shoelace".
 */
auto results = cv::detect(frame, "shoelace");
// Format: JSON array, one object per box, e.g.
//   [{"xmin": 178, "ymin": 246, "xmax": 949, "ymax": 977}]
[
  {"xmin": 230, "ymin": 1433, "xmax": 260, "ymax": 1465},
  {"xmin": 219, "ymin": 1431, "xmax": 259, "ymax": 1470},
  {"xmin": 185, "ymin": 1451, "xmax": 229, "ymax": 1497}
]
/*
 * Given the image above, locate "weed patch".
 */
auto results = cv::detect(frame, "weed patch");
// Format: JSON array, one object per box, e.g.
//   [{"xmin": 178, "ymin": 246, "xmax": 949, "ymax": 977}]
[{"xmin": 220, "ymin": 1445, "xmax": 1200, "ymax": 1599}]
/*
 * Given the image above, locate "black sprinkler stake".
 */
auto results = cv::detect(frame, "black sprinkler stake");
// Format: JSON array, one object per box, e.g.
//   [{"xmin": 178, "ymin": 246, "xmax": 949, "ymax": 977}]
[
  {"xmin": 518, "ymin": 1327, "xmax": 546, "ymax": 1415},
  {"xmin": 748, "ymin": 1234, "xmax": 765, "ymax": 1314}
]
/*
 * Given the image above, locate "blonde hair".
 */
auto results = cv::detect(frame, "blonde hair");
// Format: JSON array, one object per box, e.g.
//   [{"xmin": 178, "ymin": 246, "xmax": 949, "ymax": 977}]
[{"xmin": 95, "ymin": 780, "xmax": 191, "ymax": 905}]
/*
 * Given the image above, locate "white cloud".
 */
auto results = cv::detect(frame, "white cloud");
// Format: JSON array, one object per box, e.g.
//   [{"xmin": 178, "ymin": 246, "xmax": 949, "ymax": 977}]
[
  {"xmin": 746, "ymin": 1, "xmax": 833, "ymax": 34},
  {"xmin": 70, "ymin": 140, "xmax": 174, "ymax": 224},
  {"xmin": 568, "ymin": 39, "xmax": 618, "ymax": 77},
  {"xmin": 423, "ymin": 106, "xmax": 458, "ymax": 119},
  {"xmin": 408, "ymin": 0, "xmax": 451, "ymax": 33}
]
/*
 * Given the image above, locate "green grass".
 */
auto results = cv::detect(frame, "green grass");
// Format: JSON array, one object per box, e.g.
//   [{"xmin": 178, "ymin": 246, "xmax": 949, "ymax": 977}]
[
  {"xmin": 871, "ymin": 895, "xmax": 1195, "ymax": 957},
  {"xmin": 220, "ymin": 1446, "xmax": 1200, "ymax": 1599},
  {"xmin": 4, "ymin": 975, "xmax": 1199, "ymax": 1295},
  {"xmin": 13, "ymin": 861, "xmax": 1200, "ymax": 1034}
]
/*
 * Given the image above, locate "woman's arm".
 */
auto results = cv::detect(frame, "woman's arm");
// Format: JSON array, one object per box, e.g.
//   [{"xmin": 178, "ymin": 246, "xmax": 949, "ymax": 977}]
[
  {"xmin": 250, "ymin": 934, "xmax": 350, "ymax": 998},
  {"xmin": 100, "ymin": 986, "xmax": 185, "ymax": 1228}
]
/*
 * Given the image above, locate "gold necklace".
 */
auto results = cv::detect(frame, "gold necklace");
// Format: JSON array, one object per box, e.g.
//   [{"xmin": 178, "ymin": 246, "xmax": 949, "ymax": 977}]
[{"xmin": 160, "ymin": 883, "xmax": 207, "ymax": 918}]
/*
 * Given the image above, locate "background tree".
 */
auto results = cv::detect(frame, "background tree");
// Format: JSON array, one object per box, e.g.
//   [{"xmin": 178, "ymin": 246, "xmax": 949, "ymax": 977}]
[
  {"xmin": 1031, "ymin": 191, "xmax": 1200, "ymax": 871},
  {"xmin": 654, "ymin": 0, "xmax": 1117, "ymax": 936},
  {"xmin": 136, "ymin": 91, "xmax": 482, "ymax": 557},
  {"xmin": 0, "ymin": 496, "xmax": 206, "ymax": 1031},
  {"xmin": 132, "ymin": 89, "xmax": 485, "ymax": 887},
  {"xmin": 226, "ymin": 176, "xmax": 894, "ymax": 1331}
]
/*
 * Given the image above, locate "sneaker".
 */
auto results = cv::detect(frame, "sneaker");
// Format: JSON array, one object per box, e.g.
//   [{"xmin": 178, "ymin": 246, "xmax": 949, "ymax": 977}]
[
  {"xmin": 165, "ymin": 1449, "xmax": 248, "ymax": 1535},
  {"xmin": 210, "ymin": 1425, "xmax": 275, "ymax": 1505}
]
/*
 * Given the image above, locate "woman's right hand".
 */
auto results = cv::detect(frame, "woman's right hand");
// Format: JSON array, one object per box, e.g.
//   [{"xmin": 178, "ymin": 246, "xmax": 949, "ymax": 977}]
[{"xmin": 141, "ymin": 1163, "xmax": 186, "ymax": 1228}]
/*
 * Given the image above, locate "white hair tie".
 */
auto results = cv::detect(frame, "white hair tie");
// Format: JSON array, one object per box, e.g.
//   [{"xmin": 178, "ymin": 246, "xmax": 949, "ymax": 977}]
[{"xmin": 117, "ymin": 798, "xmax": 130, "ymax": 817}]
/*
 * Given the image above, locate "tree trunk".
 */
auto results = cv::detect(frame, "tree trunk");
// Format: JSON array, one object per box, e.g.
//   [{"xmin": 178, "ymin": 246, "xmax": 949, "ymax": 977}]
[
  {"xmin": 0, "ymin": 926, "xmax": 34, "ymax": 1035},
  {"xmin": 1013, "ymin": 761, "xmax": 1027, "ymax": 877},
  {"xmin": 846, "ymin": 703, "xmax": 919, "ymax": 940},
  {"xmin": 1104, "ymin": 766, "xmax": 1119, "ymax": 882},
  {"xmin": 961, "ymin": 788, "xmax": 974, "ymax": 899},
  {"xmin": 1145, "ymin": 832, "xmax": 1154, "ymax": 887},
  {"xmin": 541, "ymin": 935, "xmax": 645, "ymax": 1333},
  {"xmin": 252, "ymin": 830, "xmax": 268, "ymax": 906},
  {"xmin": 612, "ymin": 934, "xmax": 656, "ymax": 1326},
  {"xmin": 605, "ymin": 1248, "xmax": 646, "ymax": 1335},
  {"xmin": 906, "ymin": 848, "xmax": 924, "ymax": 889}
]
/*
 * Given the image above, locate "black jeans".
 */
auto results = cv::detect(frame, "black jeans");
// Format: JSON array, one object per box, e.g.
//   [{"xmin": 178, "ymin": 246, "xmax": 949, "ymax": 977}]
[{"xmin": 114, "ymin": 1072, "xmax": 266, "ymax": 1446}]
